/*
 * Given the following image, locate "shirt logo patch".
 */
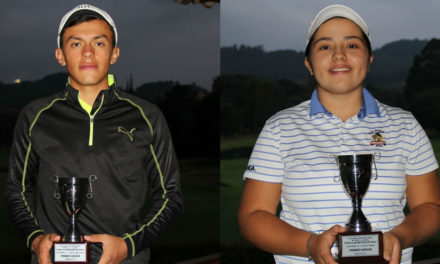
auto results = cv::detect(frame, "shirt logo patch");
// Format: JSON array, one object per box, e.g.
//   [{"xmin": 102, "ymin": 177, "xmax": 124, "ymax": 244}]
[
  {"xmin": 247, "ymin": 165, "xmax": 255, "ymax": 171},
  {"xmin": 370, "ymin": 129, "xmax": 386, "ymax": 146},
  {"xmin": 118, "ymin": 127, "xmax": 136, "ymax": 142}
]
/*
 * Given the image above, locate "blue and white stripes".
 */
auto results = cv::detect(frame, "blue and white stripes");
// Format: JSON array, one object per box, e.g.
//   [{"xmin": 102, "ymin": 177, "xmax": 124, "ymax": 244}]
[{"xmin": 243, "ymin": 90, "xmax": 438, "ymax": 264}]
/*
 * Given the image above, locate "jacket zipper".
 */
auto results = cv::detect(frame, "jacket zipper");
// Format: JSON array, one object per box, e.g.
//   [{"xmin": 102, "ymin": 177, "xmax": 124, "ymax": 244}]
[{"xmin": 88, "ymin": 94, "xmax": 105, "ymax": 147}]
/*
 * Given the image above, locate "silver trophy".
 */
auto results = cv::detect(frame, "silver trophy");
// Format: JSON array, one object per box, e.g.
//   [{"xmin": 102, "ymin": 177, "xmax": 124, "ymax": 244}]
[
  {"xmin": 336, "ymin": 154, "xmax": 377, "ymax": 232},
  {"xmin": 332, "ymin": 154, "xmax": 387, "ymax": 263},
  {"xmin": 52, "ymin": 175, "xmax": 97, "ymax": 264}
]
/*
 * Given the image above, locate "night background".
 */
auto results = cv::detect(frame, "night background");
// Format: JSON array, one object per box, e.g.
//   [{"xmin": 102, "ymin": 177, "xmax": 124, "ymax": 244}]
[
  {"xmin": 0, "ymin": 0, "xmax": 219, "ymax": 263},
  {"xmin": 2, "ymin": 0, "xmax": 440, "ymax": 263}
]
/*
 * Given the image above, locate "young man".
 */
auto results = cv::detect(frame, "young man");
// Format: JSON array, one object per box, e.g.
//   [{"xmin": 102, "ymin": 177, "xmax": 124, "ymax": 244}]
[{"xmin": 5, "ymin": 4, "xmax": 183, "ymax": 264}]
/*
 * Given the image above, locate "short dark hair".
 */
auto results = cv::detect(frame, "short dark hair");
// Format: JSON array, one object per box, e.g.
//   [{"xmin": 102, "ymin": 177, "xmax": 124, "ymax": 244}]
[{"xmin": 59, "ymin": 10, "xmax": 116, "ymax": 48}]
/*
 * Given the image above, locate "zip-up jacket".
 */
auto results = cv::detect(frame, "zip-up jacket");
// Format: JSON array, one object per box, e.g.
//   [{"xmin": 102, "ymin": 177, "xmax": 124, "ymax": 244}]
[{"xmin": 5, "ymin": 82, "xmax": 183, "ymax": 263}]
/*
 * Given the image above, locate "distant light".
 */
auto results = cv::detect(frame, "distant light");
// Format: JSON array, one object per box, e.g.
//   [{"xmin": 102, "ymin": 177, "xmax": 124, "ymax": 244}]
[{"xmin": 14, "ymin": 78, "xmax": 21, "ymax": 84}]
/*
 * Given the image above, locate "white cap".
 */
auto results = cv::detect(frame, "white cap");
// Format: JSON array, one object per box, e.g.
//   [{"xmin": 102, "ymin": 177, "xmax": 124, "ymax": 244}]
[
  {"xmin": 57, "ymin": 4, "xmax": 118, "ymax": 48},
  {"xmin": 306, "ymin": 5, "xmax": 369, "ymax": 47}
]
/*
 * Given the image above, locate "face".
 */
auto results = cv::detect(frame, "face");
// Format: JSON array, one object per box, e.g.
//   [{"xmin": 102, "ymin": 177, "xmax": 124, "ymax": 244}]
[
  {"xmin": 55, "ymin": 19, "xmax": 119, "ymax": 91},
  {"xmin": 304, "ymin": 18, "xmax": 373, "ymax": 95}
]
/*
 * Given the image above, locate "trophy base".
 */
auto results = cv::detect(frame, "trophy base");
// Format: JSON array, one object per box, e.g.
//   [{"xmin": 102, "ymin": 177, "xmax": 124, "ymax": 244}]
[
  {"xmin": 337, "ymin": 231, "xmax": 388, "ymax": 264},
  {"xmin": 53, "ymin": 241, "xmax": 89, "ymax": 264}
]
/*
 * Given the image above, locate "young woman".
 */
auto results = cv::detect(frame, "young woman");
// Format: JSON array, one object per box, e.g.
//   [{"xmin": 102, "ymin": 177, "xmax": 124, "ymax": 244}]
[{"xmin": 238, "ymin": 5, "xmax": 440, "ymax": 264}]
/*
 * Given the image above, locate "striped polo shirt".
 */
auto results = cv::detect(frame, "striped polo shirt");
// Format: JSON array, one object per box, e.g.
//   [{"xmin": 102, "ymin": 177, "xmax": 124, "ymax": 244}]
[{"xmin": 243, "ymin": 88, "xmax": 439, "ymax": 264}]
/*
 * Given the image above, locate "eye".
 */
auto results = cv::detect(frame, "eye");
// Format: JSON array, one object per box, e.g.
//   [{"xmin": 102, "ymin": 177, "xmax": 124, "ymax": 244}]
[
  {"xmin": 71, "ymin": 42, "xmax": 81, "ymax": 47},
  {"xmin": 96, "ymin": 42, "xmax": 105, "ymax": 47},
  {"xmin": 348, "ymin": 44, "xmax": 359, "ymax": 49},
  {"xmin": 319, "ymin": 45, "xmax": 330, "ymax": 50}
]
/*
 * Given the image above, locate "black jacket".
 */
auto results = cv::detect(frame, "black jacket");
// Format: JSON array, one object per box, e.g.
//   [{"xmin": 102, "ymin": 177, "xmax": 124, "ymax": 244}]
[{"xmin": 5, "ymin": 82, "xmax": 183, "ymax": 263}]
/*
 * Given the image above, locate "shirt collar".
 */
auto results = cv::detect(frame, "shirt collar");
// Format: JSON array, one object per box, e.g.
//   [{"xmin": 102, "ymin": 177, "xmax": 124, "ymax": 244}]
[
  {"xmin": 310, "ymin": 89, "xmax": 331, "ymax": 117},
  {"xmin": 309, "ymin": 88, "xmax": 381, "ymax": 119}
]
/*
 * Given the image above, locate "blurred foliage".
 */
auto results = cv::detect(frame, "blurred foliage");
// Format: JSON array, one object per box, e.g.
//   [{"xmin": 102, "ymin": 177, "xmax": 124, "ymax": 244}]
[
  {"xmin": 405, "ymin": 38, "xmax": 440, "ymax": 135},
  {"xmin": 221, "ymin": 45, "xmax": 308, "ymax": 84},
  {"xmin": 220, "ymin": 75, "xmax": 312, "ymax": 138}
]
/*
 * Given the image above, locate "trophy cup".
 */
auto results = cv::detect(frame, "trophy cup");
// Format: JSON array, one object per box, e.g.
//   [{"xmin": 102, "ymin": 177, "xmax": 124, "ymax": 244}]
[
  {"xmin": 333, "ymin": 154, "xmax": 387, "ymax": 264},
  {"xmin": 52, "ymin": 175, "xmax": 97, "ymax": 264}
]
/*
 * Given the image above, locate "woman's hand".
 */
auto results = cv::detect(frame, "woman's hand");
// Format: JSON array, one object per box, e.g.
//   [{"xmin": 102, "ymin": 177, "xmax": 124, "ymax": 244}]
[
  {"xmin": 383, "ymin": 231, "xmax": 402, "ymax": 264},
  {"xmin": 309, "ymin": 225, "xmax": 346, "ymax": 264}
]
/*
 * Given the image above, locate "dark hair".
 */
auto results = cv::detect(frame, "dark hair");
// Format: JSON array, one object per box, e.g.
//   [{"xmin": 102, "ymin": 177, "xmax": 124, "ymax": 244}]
[
  {"xmin": 305, "ymin": 20, "xmax": 372, "ymax": 58},
  {"xmin": 59, "ymin": 10, "xmax": 116, "ymax": 48}
]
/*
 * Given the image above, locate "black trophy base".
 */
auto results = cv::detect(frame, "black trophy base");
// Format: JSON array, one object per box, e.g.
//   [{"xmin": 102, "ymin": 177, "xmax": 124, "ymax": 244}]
[
  {"xmin": 53, "ymin": 241, "xmax": 89, "ymax": 264},
  {"xmin": 337, "ymin": 231, "xmax": 388, "ymax": 264}
]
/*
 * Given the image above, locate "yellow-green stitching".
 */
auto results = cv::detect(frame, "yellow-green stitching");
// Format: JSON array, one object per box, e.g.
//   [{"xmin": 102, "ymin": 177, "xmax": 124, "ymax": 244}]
[
  {"xmin": 125, "ymin": 144, "xmax": 169, "ymax": 238},
  {"xmin": 122, "ymin": 145, "xmax": 170, "ymax": 238},
  {"xmin": 150, "ymin": 145, "xmax": 167, "ymax": 199},
  {"xmin": 29, "ymin": 92, "xmax": 68, "ymax": 137},
  {"xmin": 146, "ymin": 199, "xmax": 169, "ymax": 226},
  {"xmin": 123, "ymin": 233, "xmax": 136, "ymax": 257},
  {"xmin": 126, "ymin": 198, "xmax": 169, "ymax": 238},
  {"xmin": 113, "ymin": 91, "xmax": 154, "ymax": 136},
  {"xmin": 26, "ymin": 229, "xmax": 44, "ymax": 248},
  {"xmin": 22, "ymin": 93, "xmax": 68, "ymax": 245},
  {"xmin": 21, "ymin": 143, "xmax": 38, "ymax": 226},
  {"xmin": 114, "ymin": 89, "xmax": 170, "ymax": 242}
]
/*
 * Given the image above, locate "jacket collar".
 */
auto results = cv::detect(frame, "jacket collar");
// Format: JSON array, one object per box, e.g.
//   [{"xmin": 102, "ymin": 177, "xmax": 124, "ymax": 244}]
[{"xmin": 65, "ymin": 74, "xmax": 119, "ymax": 113}]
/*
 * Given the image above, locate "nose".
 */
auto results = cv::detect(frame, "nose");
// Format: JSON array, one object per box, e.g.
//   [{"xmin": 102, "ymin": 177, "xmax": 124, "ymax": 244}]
[
  {"xmin": 82, "ymin": 44, "xmax": 94, "ymax": 59},
  {"xmin": 333, "ymin": 46, "xmax": 346, "ymax": 61}
]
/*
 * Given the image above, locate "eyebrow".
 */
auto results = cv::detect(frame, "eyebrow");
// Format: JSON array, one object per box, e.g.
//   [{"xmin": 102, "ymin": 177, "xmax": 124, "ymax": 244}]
[
  {"xmin": 66, "ymin": 34, "xmax": 109, "ymax": 42},
  {"xmin": 313, "ymin": 35, "xmax": 364, "ymax": 45}
]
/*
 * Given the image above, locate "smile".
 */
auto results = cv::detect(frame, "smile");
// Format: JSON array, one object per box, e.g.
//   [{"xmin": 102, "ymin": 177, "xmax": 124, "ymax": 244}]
[{"xmin": 330, "ymin": 66, "xmax": 351, "ymax": 73}]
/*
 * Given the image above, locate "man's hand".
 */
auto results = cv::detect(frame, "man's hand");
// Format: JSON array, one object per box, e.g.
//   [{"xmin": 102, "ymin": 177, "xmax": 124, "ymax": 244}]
[
  {"xmin": 84, "ymin": 234, "xmax": 127, "ymax": 264},
  {"xmin": 383, "ymin": 231, "xmax": 402, "ymax": 264},
  {"xmin": 308, "ymin": 225, "xmax": 346, "ymax": 264},
  {"xmin": 31, "ymin": 233, "xmax": 61, "ymax": 264}
]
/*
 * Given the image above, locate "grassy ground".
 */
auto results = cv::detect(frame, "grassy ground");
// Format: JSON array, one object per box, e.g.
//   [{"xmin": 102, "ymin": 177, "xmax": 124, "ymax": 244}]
[
  {"xmin": 151, "ymin": 158, "xmax": 220, "ymax": 263},
  {"xmin": 220, "ymin": 136, "xmax": 440, "ymax": 262},
  {"xmin": 221, "ymin": 136, "xmax": 275, "ymax": 263},
  {"xmin": 220, "ymin": 136, "xmax": 257, "ymax": 244},
  {"xmin": 0, "ymin": 147, "xmax": 219, "ymax": 264}
]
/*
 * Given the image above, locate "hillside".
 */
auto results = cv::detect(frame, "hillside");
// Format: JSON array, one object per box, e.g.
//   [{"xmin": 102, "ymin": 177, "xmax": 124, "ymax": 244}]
[{"xmin": 221, "ymin": 39, "xmax": 428, "ymax": 90}]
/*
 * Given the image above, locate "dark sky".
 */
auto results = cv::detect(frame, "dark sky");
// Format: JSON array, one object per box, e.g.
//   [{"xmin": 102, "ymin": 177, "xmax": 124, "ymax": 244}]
[
  {"xmin": 222, "ymin": 0, "xmax": 440, "ymax": 51},
  {"xmin": 0, "ymin": 0, "xmax": 219, "ymax": 89}
]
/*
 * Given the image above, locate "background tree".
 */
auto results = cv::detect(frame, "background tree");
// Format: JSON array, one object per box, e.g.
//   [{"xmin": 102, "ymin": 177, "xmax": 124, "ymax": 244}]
[{"xmin": 405, "ymin": 38, "xmax": 440, "ymax": 134}]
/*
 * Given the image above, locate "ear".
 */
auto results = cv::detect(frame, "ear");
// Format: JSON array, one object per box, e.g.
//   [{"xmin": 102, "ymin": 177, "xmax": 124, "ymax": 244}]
[
  {"xmin": 110, "ymin": 47, "xmax": 120, "ymax": 64},
  {"xmin": 368, "ymin": 53, "xmax": 374, "ymax": 67},
  {"xmin": 55, "ymin": 48, "xmax": 66, "ymax": 66},
  {"xmin": 304, "ymin": 57, "xmax": 313, "ymax": 75}
]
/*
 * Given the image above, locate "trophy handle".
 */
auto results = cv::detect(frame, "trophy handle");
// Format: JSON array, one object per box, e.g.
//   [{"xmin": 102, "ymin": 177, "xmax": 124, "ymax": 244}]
[
  {"xmin": 328, "ymin": 155, "xmax": 340, "ymax": 182},
  {"xmin": 52, "ymin": 175, "xmax": 61, "ymax": 199},
  {"xmin": 87, "ymin": 175, "xmax": 98, "ymax": 199},
  {"xmin": 373, "ymin": 152, "xmax": 381, "ymax": 180}
]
